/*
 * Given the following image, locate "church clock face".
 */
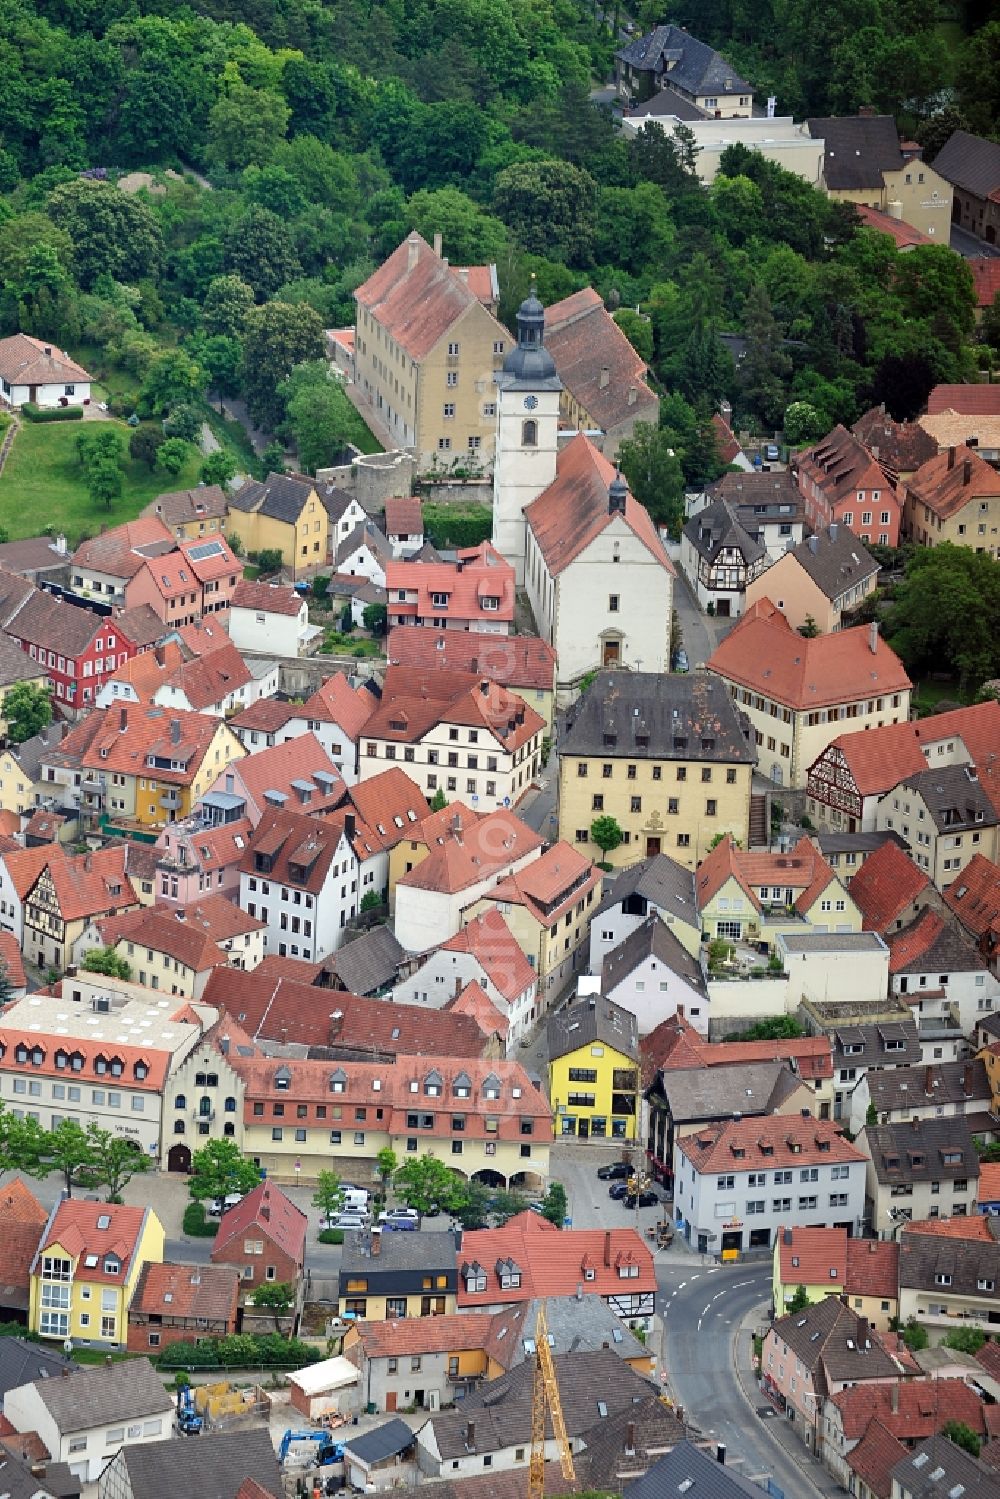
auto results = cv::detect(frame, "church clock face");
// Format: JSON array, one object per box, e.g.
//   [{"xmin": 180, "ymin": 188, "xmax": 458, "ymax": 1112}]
[{"xmin": 523, "ymin": 395, "xmax": 538, "ymax": 410}]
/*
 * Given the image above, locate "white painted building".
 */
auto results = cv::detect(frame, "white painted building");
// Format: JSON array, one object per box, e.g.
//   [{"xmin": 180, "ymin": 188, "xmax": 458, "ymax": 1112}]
[
  {"xmin": 227, "ymin": 580, "xmax": 318, "ymax": 657},
  {"xmin": 777, "ymin": 932, "xmax": 891, "ymax": 1006},
  {"xmin": 238, "ymin": 808, "xmax": 361, "ymax": 961},
  {"xmin": 600, "ymin": 916, "xmax": 711, "ymax": 1036},
  {"xmin": 392, "ymin": 908, "xmax": 538, "ymax": 1047},
  {"xmin": 335, "ymin": 522, "xmax": 391, "ymax": 588},
  {"xmin": 621, "ymin": 112, "xmax": 825, "ymax": 187},
  {"xmin": 0, "ymin": 335, "xmax": 92, "ymax": 409}
]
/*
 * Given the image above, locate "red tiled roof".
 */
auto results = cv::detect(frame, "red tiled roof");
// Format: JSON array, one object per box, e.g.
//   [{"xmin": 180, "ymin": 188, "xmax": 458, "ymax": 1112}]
[
  {"xmin": 887, "ymin": 909, "xmax": 947, "ymax": 973},
  {"xmin": 384, "ymin": 496, "xmax": 422, "ymax": 536},
  {"xmin": 976, "ymin": 1340, "xmax": 1000, "ymax": 1381},
  {"xmin": 176, "ymin": 617, "xmax": 232, "ymax": 656},
  {"xmin": 525, "ymin": 434, "xmax": 673, "ymax": 578},
  {"xmin": 708, "ymin": 610, "xmax": 911, "ymax": 710},
  {"xmin": 905, "ymin": 445, "xmax": 1000, "ymax": 520},
  {"xmin": 694, "ymin": 833, "xmax": 837, "ymax": 914},
  {"xmin": 0, "ymin": 1023, "xmax": 174, "ymax": 1092},
  {"xmin": 969, "ymin": 259, "xmax": 1000, "ymax": 309},
  {"xmin": 72, "ymin": 517, "xmax": 173, "ymax": 580},
  {"xmin": 117, "ymin": 603, "xmax": 166, "ymax": 650},
  {"xmin": 231, "ymin": 698, "xmax": 294, "ymax": 735},
  {"xmin": 903, "ymin": 1216, "xmax": 994, "ymax": 1242},
  {"xmin": 856, "ymin": 205, "xmax": 931, "ymax": 247},
  {"xmin": 0, "ymin": 1178, "xmax": 48, "ymax": 1303},
  {"xmin": 443, "ymin": 909, "xmax": 537, "ymax": 1003},
  {"xmin": 944, "ymin": 852, "xmax": 1000, "ymax": 939},
  {"xmin": 456, "ymin": 1213, "xmax": 655, "ymax": 1307},
  {"xmin": 237, "ymin": 805, "xmax": 349, "ymax": 895},
  {"xmin": 977, "ymin": 1161, "xmax": 1000, "ymax": 1204},
  {"xmin": 232, "ymin": 579, "xmax": 304, "ymax": 616},
  {"xmin": 387, "ymin": 626, "xmax": 556, "ymax": 694},
  {"xmin": 849, "ymin": 840, "xmax": 931, "ymax": 933},
  {"xmin": 712, "ymin": 411, "xmax": 743, "ymax": 466},
  {"xmin": 643, "ymin": 1011, "xmax": 834, "ymax": 1079},
  {"xmin": 156, "ymin": 817, "xmax": 253, "ymax": 875},
  {"xmin": 0, "ymin": 931, "xmax": 26, "ymax": 991},
  {"xmin": 0, "ymin": 843, "xmax": 58, "ymax": 900},
  {"xmin": 96, "ymin": 894, "xmax": 262, "ymax": 967},
  {"xmin": 795, "ymin": 425, "xmax": 887, "ymax": 507},
  {"xmin": 834, "ymin": 1379, "xmax": 988, "ymax": 1443},
  {"xmin": 677, "ymin": 1115, "xmax": 864, "ymax": 1174},
  {"xmin": 398, "ymin": 808, "xmax": 543, "ymax": 898},
  {"xmin": 0, "ymin": 333, "xmax": 91, "ymax": 387},
  {"xmin": 821, "ymin": 701, "xmax": 1000, "ymax": 798},
  {"xmin": 212, "ymin": 1180, "xmax": 306, "ymax": 1267},
  {"xmin": 845, "ymin": 1418, "xmax": 910, "ymax": 1499},
  {"xmin": 488, "ymin": 842, "xmax": 600, "ymax": 927},
  {"xmin": 38, "ymin": 1200, "xmax": 147, "ymax": 1283},
  {"xmin": 345, "ymin": 768, "xmax": 432, "ymax": 853},
  {"xmin": 130, "ymin": 1260, "xmax": 239, "ymax": 1324},
  {"xmin": 777, "ymin": 1225, "xmax": 848, "ymax": 1286},
  {"xmin": 302, "ymin": 673, "xmax": 374, "ymax": 739},
  {"xmin": 176, "ymin": 534, "xmax": 241, "ymax": 583},
  {"xmin": 104, "ymin": 642, "xmax": 186, "ymax": 700},
  {"xmin": 39, "ymin": 844, "xmax": 137, "ymax": 923},
  {"xmin": 165, "ymin": 641, "xmax": 251, "ymax": 711},
  {"xmin": 445, "ymin": 980, "xmax": 509, "ymax": 1040},
  {"xmin": 355, "ymin": 1310, "xmax": 507, "ymax": 1360},
  {"xmin": 81, "ymin": 703, "xmax": 232, "ymax": 788},
  {"xmin": 363, "ymin": 666, "xmax": 543, "ymax": 754},
  {"xmin": 543, "ymin": 287, "xmax": 657, "ymax": 433},
  {"xmin": 355, "ymin": 232, "xmax": 498, "ymax": 362},
  {"xmin": 224, "ymin": 732, "xmax": 342, "ymax": 820},
  {"xmin": 387, "ymin": 542, "xmax": 515, "ymax": 625},
  {"xmin": 926, "ymin": 384, "xmax": 1000, "ymax": 416},
  {"xmin": 845, "ymin": 1237, "xmax": 898, "ymax": 1299}
]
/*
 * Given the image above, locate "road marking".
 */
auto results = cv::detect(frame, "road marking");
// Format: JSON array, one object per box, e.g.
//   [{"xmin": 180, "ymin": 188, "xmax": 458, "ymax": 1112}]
[
  {"xmin": 696, "ymin": 1316, "xmax": 703, "ymax": 1331},
  {"xmin": 677, "ymin": 1281, "xmax": 686, "ymax": 1290},
  {"xmin": 689, "ymin": 1273, "xmax": 700, "ymax": 1281},
  {"xmin": 731, "ymin": 1280, "xmax": 753, "ymax": 1289},
  {"xmin": 702, "ymin": 1304, "xmax": 712, "ymax": 1316}
]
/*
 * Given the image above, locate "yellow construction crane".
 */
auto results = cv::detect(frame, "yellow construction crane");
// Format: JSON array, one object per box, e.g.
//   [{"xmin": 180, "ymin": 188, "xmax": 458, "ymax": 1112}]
[{"xmin": 528, "ymin": 1301, "xmax": 576, "ymax": 1499}]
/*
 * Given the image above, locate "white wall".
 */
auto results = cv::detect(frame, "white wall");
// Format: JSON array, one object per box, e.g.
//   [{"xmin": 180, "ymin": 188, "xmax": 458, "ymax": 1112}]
[
  {"xmin": 893, "ymin": 966, "xmax": 1000, "ymax": 1038},
  {"xmin": 239, "ymin": 833, "xmax": 358, "ymax": 960},
  {"xmin": 392, "ymin": 945, "xmax": 535, "ymax": 1047},
  {"xmin": 605, "ymin": 952, "xmax": 708, "ymax": 1036},
  {"xmin": 620, "ymin": 114, "xmax": 824, "ymax": 187},
  {"xmin": 228, "ymin": 605, "xmax": 309, "ymax": 658},
  {"xmin": 394, "ymin": 847, "xmax": 542, "ymax": 955},
  {"xmin": 672, "ymin": 1147, "xmax": 866, "ymax": 1253},
  {"xmin": 4, "ymin": 1382, "xmax": 167, "ymax": 1484}
]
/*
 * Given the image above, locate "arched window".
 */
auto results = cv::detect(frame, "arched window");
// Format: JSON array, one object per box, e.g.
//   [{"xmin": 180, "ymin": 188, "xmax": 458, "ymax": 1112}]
[
  {"xmin": 199, "ymin": 1097, "xmax": 212, "ymax": 1117},
  {"xmin": 522, "ymin": 419, "xmax": 537, "ymax": 447},
  {"xmin": 224, "ymin": 1096, "xmax": 236, "ymax": 1113},
  {"xmin": 175, "ymin": 1094, "xmax": 186, "ymax": 1110},
  {"xmin": 223, "ymin": 1122, "xmax": 235, "ymax": 1137},
  {"xmin": 174, "ymin": 1120, "xmax": 185, "ymax": 1135}
]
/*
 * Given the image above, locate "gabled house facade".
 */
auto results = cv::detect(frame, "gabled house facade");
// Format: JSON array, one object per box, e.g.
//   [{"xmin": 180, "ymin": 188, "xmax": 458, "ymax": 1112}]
[
  {"xmin": 237, "ymin": 807, "xmax": 360, "ymax": 961},
  {"xmin": 226, "ymin": 472, "xmax": 328, "ymax": 578},
  {"xmin": 679, "ymin": 497, "xmax": 767, "ymax": 617},
  {"xmin": 29, "ymin": 1201, "xmax": 164, "ymax": 1348},
  {"xmin": 794, "ymin": 425, "xmax": 901, "ymax": 545},
  {"xmin": 386, "ymin": 542, "xmax": 514, "ymax": 634},
  {"xmin": 744, "ymin": 525, "xmax": 879, "ymax": 635}
]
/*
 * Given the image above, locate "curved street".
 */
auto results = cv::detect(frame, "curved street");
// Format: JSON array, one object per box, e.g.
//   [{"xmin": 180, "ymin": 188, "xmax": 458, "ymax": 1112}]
[{"xmin": 659, "ymin": 1260, "xmax": 837, "ymax": 1497}]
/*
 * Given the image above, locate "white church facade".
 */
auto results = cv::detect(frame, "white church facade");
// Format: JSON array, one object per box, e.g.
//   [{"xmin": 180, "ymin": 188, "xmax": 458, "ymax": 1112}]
[{"xmin": 491, "ymin": 287, "xmax": 674, "ymax": 696}]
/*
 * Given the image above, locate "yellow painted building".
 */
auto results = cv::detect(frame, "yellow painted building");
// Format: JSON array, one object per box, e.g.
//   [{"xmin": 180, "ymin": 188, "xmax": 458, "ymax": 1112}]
[
  {"xmin": 80, "ymin": 710, "xmax": 245, "ymax": 830},
  {"xmin": 0, "ymin": 746, "xmax": 37, "ymax": 817},
  {"xmin": 771, "ymin": 1226, "xmax": 898, "ymax": 1332},
  {"xmin": 558, "ymin": 673, "xmax": 755, "ymax": 873},
  {"xmin": 547, "ymin": 995, "xmax": 640, "ymax": 1142},
  {"xmin": 30, "ymin": 1200, "xmax": 164, "ymax": 1347},
  {"xmin": 696, "ymin": 835, "xmax": 863, "ymax": 952},
  {"xmin": 902, "ymin": 444, "xmax": 1000, "ymax": 560},
  {"xmin": 227, "ymin": 472, "xmax": 328, "ymax": 578}
]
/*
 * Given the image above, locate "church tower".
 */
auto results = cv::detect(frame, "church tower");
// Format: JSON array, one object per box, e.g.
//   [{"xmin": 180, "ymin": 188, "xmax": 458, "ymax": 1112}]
[{"xmin": 492, "ymin": 283, "xmax": 562, "ymax": 586}]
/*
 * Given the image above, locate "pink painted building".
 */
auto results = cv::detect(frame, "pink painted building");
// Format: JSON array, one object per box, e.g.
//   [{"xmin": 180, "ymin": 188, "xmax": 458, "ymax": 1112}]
[
  {"xmin": 125, "ymin": 535, "xmax": 241, "ymax": 627},
  {"xmin": 153, "ymin": 814, "xmax": 253, "ymax": 906}
]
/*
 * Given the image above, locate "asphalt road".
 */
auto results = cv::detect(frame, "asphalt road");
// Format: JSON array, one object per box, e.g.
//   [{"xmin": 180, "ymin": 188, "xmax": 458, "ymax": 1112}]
[
  {"xmin": 660, "ymin": 1261, "xmax": 830, "ymax": 1497},
  {"xmin": 951, "ymin": 223, "xmax": 1000, "ymax": 259}
]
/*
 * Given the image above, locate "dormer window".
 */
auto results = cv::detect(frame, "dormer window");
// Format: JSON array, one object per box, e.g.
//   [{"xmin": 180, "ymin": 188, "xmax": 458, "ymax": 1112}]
[
  {"xmin": 453, "ymin": 1073, "xmax": 472, "ymax": 1099},
  {"xmin": 95, "ymin": 1057, "xmax": 108, "ymax": 1075},
  {"xmin": 424, "ymin": 1070, "xmax": 442, "ymax": 1097},
  {"xmin": 496, "ymin": 1257, "xmax": 521, "ymax": 1290},
  {"xmin": 463, "ymin": 1261, "xmax": 487, "ymax": 1294},
  {"xmin": 103, "ymin": 1256, "xmax": 120, "ymax": 1275},
  {"xmin": 329, "ymin": 1070, "xmax": 347, "ymax": 1093},
  {"xmin": 483, "ymin": 1073, "xmax": 501, "ymax": 1100},
  {"xmin": 275, "ymin": 1067, "xmax": 291, "ymax": 1090},
  {"xmin": 15, "ymin": 1044, "xmax": 28, "ymax": 1064},
  {"xmin": 55, "ymin": 1050, "xmax": 69, "ymax": 1070}
]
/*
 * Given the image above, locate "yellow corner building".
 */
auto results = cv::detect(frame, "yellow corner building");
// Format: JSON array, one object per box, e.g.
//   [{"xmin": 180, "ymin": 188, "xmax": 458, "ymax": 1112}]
[
  {"xmin": 30, "ymin": 1200, "xmax": 164, "ymax": 1347},
  {"xmin": 547, "ymin": 994, "xmax": 640, "ymax": 1142}
]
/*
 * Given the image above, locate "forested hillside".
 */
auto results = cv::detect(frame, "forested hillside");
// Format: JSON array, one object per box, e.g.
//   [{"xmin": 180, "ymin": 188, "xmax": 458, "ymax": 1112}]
[{"xmin": 0, "ymin": 0, "xmax": 994, "ymax": 531}]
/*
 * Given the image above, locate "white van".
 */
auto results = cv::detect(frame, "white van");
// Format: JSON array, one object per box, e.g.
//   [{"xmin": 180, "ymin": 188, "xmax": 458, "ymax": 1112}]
[{"xmin": 342, "ymin": 1187, "xmax": 369, "ymax": 1212}]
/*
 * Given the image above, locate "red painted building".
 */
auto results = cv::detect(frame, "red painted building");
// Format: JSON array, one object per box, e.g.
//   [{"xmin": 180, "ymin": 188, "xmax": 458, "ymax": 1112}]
[{"xmin": 5, "ymin": 592, "xmax": 135, "ymax": 713}]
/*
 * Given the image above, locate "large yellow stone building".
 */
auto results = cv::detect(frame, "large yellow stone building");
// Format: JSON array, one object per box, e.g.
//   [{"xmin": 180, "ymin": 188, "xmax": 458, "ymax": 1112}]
[
  {"xmin": 558, "ymin": 670, "xmax": 755, "ymax": 871},
  {"xmin": 354, "ymin": 233, "xmax": 510, "ymax": 470},
  {"xmin": 227, "ymin": 472, "xmax": 328, "ymax": 578}
]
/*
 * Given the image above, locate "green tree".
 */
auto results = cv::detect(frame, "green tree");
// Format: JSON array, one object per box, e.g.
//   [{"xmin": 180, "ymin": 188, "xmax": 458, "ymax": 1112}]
[
  {"xmin": 82, "ymin": 946, "xmax": 131, "ymax": 980},
  {"xmin": 312, "ymin": 1169, "xmax": 344, "ymax": 1223},
  {"xmin": 223, "ymin": 208, "xmax": 301, "ymax": 303},
  {"xmin": 489, "ymin": 1189, "xmax": 528, "ymax": 1225},
  {"xmin": 616, "ymin": 422, "xmax": 685, "ymax": 533},
  {"xmin": 787, "ymin": 1284, "xmax": 811, "ymax": 1314},
  {"xmin": 612, "ymin": 308, "xmax": 653, "ymax": 363},
  {"xmin": 208, "ymin": 65, "xmax": 290, "ymax": 172},
  {"xmin": 188, "ymin": 1139, "xmax": 261, "ymax": 1203},
  {"xmin": 451, "ymin": 1178, "xmax": 492, "ymax": 1230},
  {"xmin": 44, "ymin": 1119, "xmax": 97, "ymax": 1197},
  {"xmin": 203, "ymin": 275, "xmax": 256, "ymax": 339},
  {"xmin": 252, "ymin": 1280, "xmax": 295, "ymax": 1328},
  {"xmin": 394, "ymin": 1154, "xmax": 464, "ymax": 1215},
  {"xmin": 3, "ymin": 681, "xmax": 52, "ymax": 744},
  {"xmin": 46, "ymin": 179, "xmax": 163, "ymax": 291},
  {"xmin": 363, "ymin": 602, "xmax": 387, "ymax": 635},
  {"xmin": 590, "ymin": 815, "xmax": 624, "ymax": 859},
  {"xmin": 140, "ymin": 349, "xmax": 204, "ymax": 417},
  {"xmin": 200, "ymin": 452, "xmax": 237, "ymax": 488},
  {"xmin": 737, "ymin": 1017, "xmax": 803, "ymax": 1041},
  {"xmin": 242, "ymin": 303, "xmax": 325, "ymax": 428},
  {"xmin": 256, "ymin": 549, "xmax": 284, "ymax": 576},
  {"xmin": 798, "ymin": 615, "xmax": 820, "ymax": 638},
  {"xmin": 900, "ymin": 1318, "xmax": 929, "ymax": 1351},
  {"xmin": 429, "ymin": 787, "xmax": 448, "ymax": 812},
  {"xmin": 941, "ymin": 1421, "xmax": 980, "ymax": 1459},
  {"xmin": 783, "ymin": 402, "xmax": 824, "ymax": 446},
  {"xmin": 889, "ymin": 544, "xmax": 1000, "ymax": 696},
  {"xmin": 407, "ymin": 187, "xmax": 509, "ymax": 264},
  {"xmin": 77, "ymin": 427, "xmax": 126, "ymax": 471},
  {"xmin": 942, "ymin": 1327, "xmax": 986, "ymax": 1355},
  {"xmin": 740, "ymin": 283, "xmax": 792, "ymax": 426},
  {"xmin": 129, "ymin": 427, "xmax": 165, "ymax": 471},
  {"xmin": 157, "ymin": 438, "xmax": 191, "ymax": 477},
  {"xmin": 0, "ymin": 1103, "xmax": 49, "ymax": 1176},
  {"xmin": 540, "ymin": 1181, "xmax": 567, "ymax": 1227},
  {"xmin": 260, "ymin": 441, "xmax": 287, "ymax": 475},
  {"xmin": 279, "ymin": 364, "xmax": 363, "ymax": 472},
  {"xmin": 88, "ymin": 458, "xmax": 124, "ymax": 511},
  {"xmin": 86, "ymin": 1125, "xmax": 149, "ymax": 1201},
  {"xmin": 375, "ymin": 1148, "xmax": 398, "ymax": 1186},
  {"xmin": 493, "ymin": 160, "xmax": 598, "ymax": 267}
]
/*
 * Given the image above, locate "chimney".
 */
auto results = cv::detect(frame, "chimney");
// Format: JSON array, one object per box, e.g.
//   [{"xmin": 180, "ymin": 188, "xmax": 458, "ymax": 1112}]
[
  {"xmin": 119, "ymin": 706, "xmax": 127, "ymax": 730},
  {"xmin": 963, "ymin": 458, "xmax": 972, "ymax": 485},
  {"xmin": 808, "ymin": 536, "xmax": 819, "ymax": 554},
  {"xmin": 407, "ymin": 234, "xmax": 420, "ymax": 271},
  {"xmin": 716, "ymin": 1444, "xmax": 727, "ymax": 1465},
  {"xmin": 925, "ymin": 1065, "xmax": 934, "ymax": 1094},
  {"xmin": 170, "ymin": 718, "xmax": 181, "ymax": 744},
  {"xmin": 84, "ymin": 854, "xmax": 92, "ymax": 873},
  {"xmin": 963, "ymin": 1061, "xmax": 973, "ymax": 1096},
  {"xmin": 869, "ymin": 620, "xmax": 878, "ymax": 655},
  {"xmin": 480, "ymin": 679, "xmax": 490, "ymax": 696},
  {"xmin": 627, "ymin": 386, "xmax": 637, "ymax": 406},
  {"xmin": 44, "ymin": 345, "xmax": 53, "ymax": 356},
  {"xmin": 599, "ymin": 366, "xmax": 610, "ymax": 389},
  {"xmin": 609, "ymin": 473, "xmax": 628, "ymax": 516},
  {"xmin": 371, "ymin": 1227, "xmax": 382, "ymax": 1256},
  {"xmin": 947, "ymin": 446, "xmax": 955, "ymax": 470},
  {"xmin": 220, "ymin": 1034, "xmax": 230, "ymax": 1056},
  {"xmin": 829, "ymin": 522, "xmax": 838, "ymax": 541},
  {"xmin": 576, "ymin": 1282, "xmax": 583, "ymax": 1300},
  {"xmin": 466, "ymin": 1421, "xmax": 476, "ymax": 1449},
  {"xmin": 604, "ymin": 1229, "xmax": 612, "ymax": 1267},
  {"xmin": 910, "ymin": 1116, "xmax": 920, "ymax": 1131},
  {"xmin": 55, "ymin": 533, "xmax": 67, "ymax": 556},
  {"xmin": 433, "ymin": 232, "xmax": 443, "ymax": 258},
  {"xmin": 330, "ymin": 1009, "xmax": 343, "ymax": 1039},
  {"xmin": 625, "ymin": 1422, "xmax": 636, "ymax": 1456},
  {"xmin": 344, "ymin": 812, "xmax": 356, "ymax": 840},
  {"xmin": 459, "ymin": 268, "xmax": 469, "ymax": 284}
]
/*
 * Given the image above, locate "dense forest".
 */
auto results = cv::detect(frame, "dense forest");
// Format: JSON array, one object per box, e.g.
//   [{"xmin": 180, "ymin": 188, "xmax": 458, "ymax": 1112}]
[{"xmin": 0, "ymin": 0, "xmax": 996, "ymax": 513}]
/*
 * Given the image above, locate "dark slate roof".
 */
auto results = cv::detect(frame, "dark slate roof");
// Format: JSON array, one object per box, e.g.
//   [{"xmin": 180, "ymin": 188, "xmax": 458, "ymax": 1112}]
[
  {"xmin": 890, "ymin": 911, "xmax": 988, "ymax": 977},
  {"xmin": 816, "ymin": 830, "xmax": 906, "ymax": 859},
  {"xmin": 821, "ymin": 1011, "xmax": 921, "ymax": 1068},
  {"xmin": 681, "ymin": 499, "xmax": 765, "ymax": 569},
  {"xmin": 329, "ymin": 925, "xmax": 405, "ymax": 996},
  {"xmin": 30, "ymin": 1356, "xmax": 171, "ymax": 1432},
  {"xmin": 624, "ymin": 1440, "xmax": 767, "ymax": 1499},
  {"xmin": 896, "ymin": 764, "xmax": 998, "ymax": 833},
  {"xmin": 339, "ymin": 1230, "xmax": 459, "ymax": 1279},
  {"xmin": 932, "ymin": 130, "xmax": 1000, "ymax": 199},
  {"xmin": 229, "ymin": 472, "xmax": 316, "ymax": 525},
  {"xmin": 576, "ymin": 1395, "xmax": 685, "ymax": 1491},
  {"xmin": 428, "ymin": 1350, "xmax": 655, "ymax": 1458},
  {"xmin": 0, "ymin": 1337, "xmax": 77, "ymax": 1401},
  {"xmin": 770, "ymin": 1297, "xmax": 900, "ymax": 1387},
  {"xmin": 317, "ymin": 486, "xmax": 358, "ymax": 522},
  {"xmin": 506, "ymin": 1297, "xmax": 649, "ymax": 1368},
  {"xmin": 0, "ymin": 1448, "xmax": 71, "ymax": 1499},
  {"xmin": 335, "ymin": 521, "xmax": 392, "ymax": 570},
  {"xmin": 547, "ymin": 994, "xmax": 639, "ymax": 1064},
  {"xmin": 786, "ymin": 525, "xmax": 878, "ymax": 601},
  {"xmin": 899, "ymin": 1221, "xmax": 1000, "ymax": 1301},
  {"xmin": 602, "ymin": 916, "xmax": 708, "ymax": 998},
  {"xmin": 616, "ymin": 25, "xmax": 752, "ymax": 96},
  {"xmin": 113, "ymin": 1430, "xmax": 282, "ymax": 1499},
  {"xmin": 865, "ymin": 1117, "xmax": 981, "ymax": 1186},
  {"xmin": 866, "ymin": 1057, "xmax": 990, "ymax": 1115},
  {"xmin": 343, "ymin": 1419, "xmax": 415, "ymax": 1466},
  {"xmin": 0, "ymin": 632, "xmax": 47, "ymax": 688},
  {"xmin": 627, "ymin": 89, "xmax": 706, "ymax": 122},
  {"xmin": 655, "ymin": 1061, "xmax": 801, "ymax": 1124},
  {"xmin": 890, "ymin": 1432, "xmax": 998, "ymax": 1499},
  {"xmin": 560, "ymin": 670, "xmax": 755, "ymax": 764},
  {"xmin": 13, "ymin": 721, "xmax": 71, "ymax": 783},
  {"xmin": 807, "ymin": 115, "xmax": 905, "ymax": 190},
  {"xmin": 592, "ymin": 852, "xmax": 699, "ymax": 928}
]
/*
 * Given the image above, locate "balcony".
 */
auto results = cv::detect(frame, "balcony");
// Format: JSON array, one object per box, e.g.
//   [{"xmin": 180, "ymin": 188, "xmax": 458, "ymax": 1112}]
[{"xmin": 161, "ymin": 789, "xmax": 182, "ymax": 809}]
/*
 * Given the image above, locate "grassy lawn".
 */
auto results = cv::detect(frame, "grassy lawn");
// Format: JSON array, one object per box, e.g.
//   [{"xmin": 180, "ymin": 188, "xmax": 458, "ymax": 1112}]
[
  {"xmin": 0, "ymin": 420, "xmax": 206, "ymax": 544},
  {"xmin": 320, "ymin": 630, "xmax": 381, "ymax": 657},
  {"xmin": 348, "ymin": 413, "xmax": 381, "ymax": 455},
  {"xmin": 910, "ymin": 676, "xmax": 974, "ymax": 717}
]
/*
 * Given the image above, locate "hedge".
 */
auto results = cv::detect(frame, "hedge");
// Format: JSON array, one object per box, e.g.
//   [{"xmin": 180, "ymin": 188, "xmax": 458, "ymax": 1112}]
[
  {"xmin": 182, "ymin": 1201, "xmax": 219, "ymax": 1237},
  {"xmin": 422, "ymin": 503, "xmax": 492, "ymax": 549},
  {"xmin": 318, "ymin": 1228, "xmax": 344, "ymax": 1244},
  {"xmin": 21, "ymin": 402, "xmax": 85, "ymax": 422},
  {"xmin": 157, "ymin": 1332, "xmax": 324, "ymax": 1370}
]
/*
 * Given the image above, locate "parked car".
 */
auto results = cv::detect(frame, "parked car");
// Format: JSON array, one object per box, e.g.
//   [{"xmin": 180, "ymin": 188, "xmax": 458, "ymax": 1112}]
[
  {"xmin": 380, "ymin": 1215, "xmax": 418, "ymax": 1232},
  {"xmin": 608, "ymin": 1182, "xmax": 629, "ymax": 1200},
  {"xmin": 597, "ymin": 1161, "xmax": 630, "ymax": 1181},
  {"xmin": 623, "ymin": 1190, "xmax": 659, "ymax": 1209},
  {"xmin": 326, "ymin": 1211, "xmax": 371, "ymax": 1231},
  {"xmin": 379, "ymin": 1208, "xmax": 420, "ymax": 1228},
  {"xmin": 763, "ymin": 442, "xmax": 781, "ymax": 463},
  {"xmin": 672, "ymin": 648, "xmax": 689, "ymax": 673},
  {"xmin": 207, "ymin": 1194, "xmax": 244, "ymax": 1218}
]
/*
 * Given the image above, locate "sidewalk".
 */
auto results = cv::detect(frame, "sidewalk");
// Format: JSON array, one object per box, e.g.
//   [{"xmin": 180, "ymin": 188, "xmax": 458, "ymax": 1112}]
[{"xmin": 733, "ymin": 1307, "xmax": 845, "ymax": 1499}]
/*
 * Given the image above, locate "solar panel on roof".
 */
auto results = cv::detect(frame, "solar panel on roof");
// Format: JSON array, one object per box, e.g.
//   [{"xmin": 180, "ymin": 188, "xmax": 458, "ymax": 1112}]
[{"xmin": 187, "ymin": 540, "xmax": 226, "ymax": 561}]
